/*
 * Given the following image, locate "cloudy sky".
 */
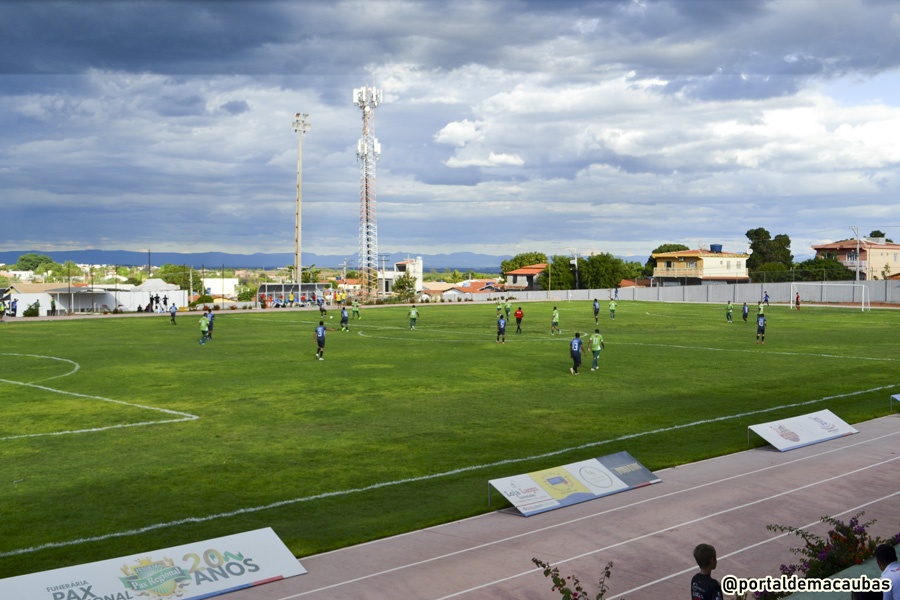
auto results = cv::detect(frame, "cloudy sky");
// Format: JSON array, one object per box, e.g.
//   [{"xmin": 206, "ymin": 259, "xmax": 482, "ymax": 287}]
[{"xmin": 2, "ymin": 0, "xmax": 899, "ymax": 262}]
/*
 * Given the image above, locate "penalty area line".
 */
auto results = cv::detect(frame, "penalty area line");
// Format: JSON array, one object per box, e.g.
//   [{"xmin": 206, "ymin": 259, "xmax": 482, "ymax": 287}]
[
  {"xmin": 0, "ymin": 378, "xmax": 200, "ymax": 442},
  {"xmin": 1, "ymin": 382, "xmax": 896, "ymax": 559}
]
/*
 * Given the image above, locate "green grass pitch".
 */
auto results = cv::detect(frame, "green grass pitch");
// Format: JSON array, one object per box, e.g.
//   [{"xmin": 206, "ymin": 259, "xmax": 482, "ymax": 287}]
[{"xmin": 0, "ymin": 300, "xmax": 897, "ymax": 578}]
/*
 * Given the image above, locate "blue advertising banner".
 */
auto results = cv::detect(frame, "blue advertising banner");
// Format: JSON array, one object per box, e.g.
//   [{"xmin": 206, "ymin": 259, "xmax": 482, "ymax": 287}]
[{"xmin": 489, "ymin": 450, "xmax": 660, "ymax": 517}]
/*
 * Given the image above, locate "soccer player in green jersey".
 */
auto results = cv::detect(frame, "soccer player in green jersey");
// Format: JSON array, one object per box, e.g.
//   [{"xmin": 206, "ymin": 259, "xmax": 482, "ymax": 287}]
[
  {"xmin": 551, "ymin": 307, "xmax": 560, "ymax": 335},
  {"xmin": 407, "ymin": 305, "xmax": 419, "ymax": 330},
  {"xmin": 726, "ymin": 301, "xmax": 733, "ymax": 323},
  {"xmin": 198, "ymin": 314, "xmax": 209, "ymax": 345},
  {"xmin": 352, "ymin": 298, "xmax": 361, "ymax": 319},
  {"xmin": 589, "ymin": 329, "xmax": 605, "ymax": 371}
]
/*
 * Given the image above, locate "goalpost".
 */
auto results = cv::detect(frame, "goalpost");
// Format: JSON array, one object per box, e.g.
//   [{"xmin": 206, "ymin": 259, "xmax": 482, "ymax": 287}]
[{"xmin": 790, "ymin": 282, "xmax": 871, "ymax": 311}]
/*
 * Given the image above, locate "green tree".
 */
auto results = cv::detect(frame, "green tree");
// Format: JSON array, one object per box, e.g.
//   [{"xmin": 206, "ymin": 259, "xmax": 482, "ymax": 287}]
[
  {"xmin": 237, "ymin": 286, "xmax": 258, "ymax": 302},
  {"xmin": 746, "ymin": 228, "xmax": 793, "ymax": 271},
  {"xmin": 580, "ymin": 253, "xmax": 630, "ymax": 289},
  {"xmin": 14, "ymin": 253, "xmax": 54, "ymax": 271},
  {"xmin": 537, "ymin": 255, "xmax": 576, "ymax": 290},
  {"xmin": 391, "ymin": 272, "xmax": 417, "ymax": 303},
  {"xmin": 302, "ymin": 264, "xmax": 321, "ymax": 284},
  {"xmin": 751, "ymin": 262, "xmax": 790, "ymax": 283},
  {"xmin": 792, "ymin": 257, "xmax": 854, "ymax": 281},
  {"xmin": 446, "ymin": 269, "xmax": 463, "ymax": 283},
  {"xmin": 155, "ymin": 264, "xmax": 203, "ymax": 292},
  {"xmin": 622, "ymin": 260, "xmax": 644, "ymax": 280},
  {"xmin": 643, "ymin": 244, "xmax": 689, "ymax": 277},
  {"xmin": 868, "ymin": 229, "xmax": 894, "ymax": 243},
  {"xmin": 500, "ymin": 252, "xmax": 548, "ymax": 274},
  {"xmin": 59, "ymin": 261, "xmax": 81, "ymax": 280},
  {"xmin": 28, "ymin": 259, "xmax": 61, "ymax": 281}
]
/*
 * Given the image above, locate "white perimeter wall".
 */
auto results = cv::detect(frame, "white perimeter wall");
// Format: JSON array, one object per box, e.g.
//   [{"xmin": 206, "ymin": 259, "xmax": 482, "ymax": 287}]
[{"xmin": 436, "ymin": 280, "xmax": 898, "ymax": 306}]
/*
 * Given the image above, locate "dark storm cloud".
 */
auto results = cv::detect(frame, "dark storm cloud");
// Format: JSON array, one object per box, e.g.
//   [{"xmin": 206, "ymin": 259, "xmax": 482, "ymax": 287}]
[
  {"xmin": 0, "ymin": 0, "xmax": 296, "ymax": 74},
  {"xmin": 220, "ymin": 99, "xmax": 250, "ymax": 115},
  {"xmin": 1, "ymin": 0, "xmax": 899, "ymax": 257}
]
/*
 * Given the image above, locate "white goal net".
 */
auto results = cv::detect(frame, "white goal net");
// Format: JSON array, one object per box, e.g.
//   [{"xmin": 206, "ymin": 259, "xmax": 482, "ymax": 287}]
[{"xmin": 790, "ymin": 282, "xmax": 870, "ymax": 311}]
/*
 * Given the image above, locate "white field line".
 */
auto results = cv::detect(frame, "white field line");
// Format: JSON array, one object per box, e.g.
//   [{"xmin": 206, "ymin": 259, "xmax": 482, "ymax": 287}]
[
  {"xmin": 1, "ymin": 383, "xmax": 897, "ymax": 559},
  {"xmin": 435, "ymin": 476, "xmax": 900, "ymax": 600},
  {"xmin": 0, "ymin": 353, "xmax": 81, "ymax": 383},
  {"xmin": 0, "ymin": 353, "xmax": 199, "ymax": 442},
  {"xmin": 258, "ymin": 432, "xmax": 900, "ymax": 599},
  {"xmin": 233, "ymin": 314, "xmax": 900, "ymax": 361},
  {"xmin": 623, "ymin": 342, "xmax": 900, "ymax": 362},
  {"xmin": 608, "ymin": 491, "xmax": 900, "ymax": 599}
]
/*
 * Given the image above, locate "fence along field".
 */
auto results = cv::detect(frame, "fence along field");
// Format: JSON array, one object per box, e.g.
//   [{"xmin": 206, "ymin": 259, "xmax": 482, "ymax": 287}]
[{"xmin": 0, "ymin": 300, "xmax": 897, "ymax": 579}]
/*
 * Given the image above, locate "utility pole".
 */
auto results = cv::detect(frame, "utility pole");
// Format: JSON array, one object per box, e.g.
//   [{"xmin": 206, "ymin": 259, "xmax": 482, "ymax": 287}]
[{"xmin": 850, "ymin": 225, "xmax": 860, "ymax": 282}]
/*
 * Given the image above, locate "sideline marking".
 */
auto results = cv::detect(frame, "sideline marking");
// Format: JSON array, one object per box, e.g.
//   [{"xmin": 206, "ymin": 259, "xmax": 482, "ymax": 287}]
[
  {"xmin": 252, "ymin": 432, "xmax": 900, "ymax": 599},
  {"xmin": 1, "ymin": 383, "xmax": 896, "ymax": 559},
  {"xmin": 437, "ymin": 483, "xmax": 900, "ymax": 600},
  {"xmin": 609, "ymin": 491, "xmax": 900, "ymax": 598},
  {"xmin": 0, "ymin": 353, "xmax": 199, "ymax": 442}
]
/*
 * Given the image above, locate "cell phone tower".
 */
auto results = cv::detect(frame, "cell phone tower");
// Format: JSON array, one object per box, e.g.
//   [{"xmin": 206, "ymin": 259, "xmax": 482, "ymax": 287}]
[{"xmin": 353, "ymin": 85, "xmax": 382, "ymax": 298}]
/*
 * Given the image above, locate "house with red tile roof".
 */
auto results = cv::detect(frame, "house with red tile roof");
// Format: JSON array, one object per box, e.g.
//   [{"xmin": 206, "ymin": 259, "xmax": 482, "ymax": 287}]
[
  {"xmin": 812, "ymin": 238, "xmax": 900, "ymax": 280},
  {"xmin": 503, "ymin": 263, "xmax": 546, "ymax": 291},
  {"xmin": 442, "ymin": 279, "xmax": 503, "ymax": 301}
]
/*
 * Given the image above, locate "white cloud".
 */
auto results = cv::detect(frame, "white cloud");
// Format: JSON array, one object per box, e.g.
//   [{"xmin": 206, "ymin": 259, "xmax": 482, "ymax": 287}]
[
  {"xmin": 2, "ymin": 0, "xmax": 900, "ymax": 259},
  {"xmin": 434, "ymin": 119, "xmax": 482, "ymax": 147},
  {"xmin": 445, "ymin": 151, "xmax": 524, "ymax": 168}
]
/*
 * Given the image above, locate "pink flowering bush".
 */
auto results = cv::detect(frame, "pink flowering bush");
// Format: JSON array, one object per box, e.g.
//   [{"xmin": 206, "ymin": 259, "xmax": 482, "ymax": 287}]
[
  {"xmin": 753, "ymin": 512, "xmax": 900, "ymax": 599},
  {"xmin": 531, "ymin": 558, "xmax": 614, "ymax": 600}
]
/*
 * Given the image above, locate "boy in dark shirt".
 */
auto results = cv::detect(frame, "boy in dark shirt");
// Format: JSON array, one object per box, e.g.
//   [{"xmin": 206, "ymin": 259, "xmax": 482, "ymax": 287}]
[{"xmin": 691, "ymin": 543, "xmax": 723, "ymax": 600}]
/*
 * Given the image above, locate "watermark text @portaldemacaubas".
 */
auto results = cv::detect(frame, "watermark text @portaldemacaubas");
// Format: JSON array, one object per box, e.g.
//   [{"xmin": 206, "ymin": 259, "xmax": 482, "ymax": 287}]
[{"xmin": 722, "ymin": 574, "xmax": 891, "ymax": 596}]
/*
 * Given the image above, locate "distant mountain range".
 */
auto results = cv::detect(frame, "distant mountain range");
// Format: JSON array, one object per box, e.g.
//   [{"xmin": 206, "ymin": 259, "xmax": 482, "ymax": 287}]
[{"xmin": 0, "ymin": 249, "xmax": 511, "ymax": 272}]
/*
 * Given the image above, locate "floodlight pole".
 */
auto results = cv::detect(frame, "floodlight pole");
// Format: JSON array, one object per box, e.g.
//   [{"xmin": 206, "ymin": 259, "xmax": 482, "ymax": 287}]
[
  {"xmin": 567, "ymin": 247, "xmax": 579, "ymax": 290},
  {"xmin": 293, "ymin": 113, "xmax": 311, "ymax": 284}
]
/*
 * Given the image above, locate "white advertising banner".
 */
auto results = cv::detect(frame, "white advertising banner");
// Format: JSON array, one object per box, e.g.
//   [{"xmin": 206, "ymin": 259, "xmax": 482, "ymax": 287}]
[
  {"xmin": 0, "ymin": 527, "xmax": 306, "ymax": 600},
  {"xmin": 748, "ymin": 409, "xmax": 858, "ymax": 452},
  {"xmin": 489, "ymin": 451, "xmax": 660, "ymax": 517}
]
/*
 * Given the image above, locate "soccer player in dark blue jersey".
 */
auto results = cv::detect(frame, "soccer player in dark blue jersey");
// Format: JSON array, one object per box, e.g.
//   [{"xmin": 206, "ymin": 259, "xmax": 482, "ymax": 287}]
[
  {"xmin": 497, "ymin": 315, "xmax": 507, "ymax": 344},
  {"xmin": 315, "ymin": 320, "xmax": 334, "ymax": 360},
  {"xmin": 756, "ymin": 313, "xmax": 767, "ymax": 344},
  {"xmin": 569, "ymin": 332, "xmax": 587, "ymax": 374}
]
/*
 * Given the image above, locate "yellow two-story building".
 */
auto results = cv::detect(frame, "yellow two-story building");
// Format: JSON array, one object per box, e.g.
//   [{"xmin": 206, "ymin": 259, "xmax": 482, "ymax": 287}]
[{"xmin": 651, "ymin": 246, "xmax": 750, "ymax": 285}]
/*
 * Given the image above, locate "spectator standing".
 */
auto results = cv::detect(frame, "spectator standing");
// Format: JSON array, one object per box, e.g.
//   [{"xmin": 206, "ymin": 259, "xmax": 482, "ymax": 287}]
[
  {"xmin": 876, "ymin": 544, "xmax": 900, "ymax": 600},
  {"xmin": 690, "ymin": 543, "xmax": 723, "ymax": 600}
]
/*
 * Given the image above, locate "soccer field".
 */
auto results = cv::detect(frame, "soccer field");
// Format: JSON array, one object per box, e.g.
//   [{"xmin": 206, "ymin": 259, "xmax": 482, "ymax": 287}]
[{"xmin": 0, "ymin": 300, "xmax": 897, "ymax": 579}]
